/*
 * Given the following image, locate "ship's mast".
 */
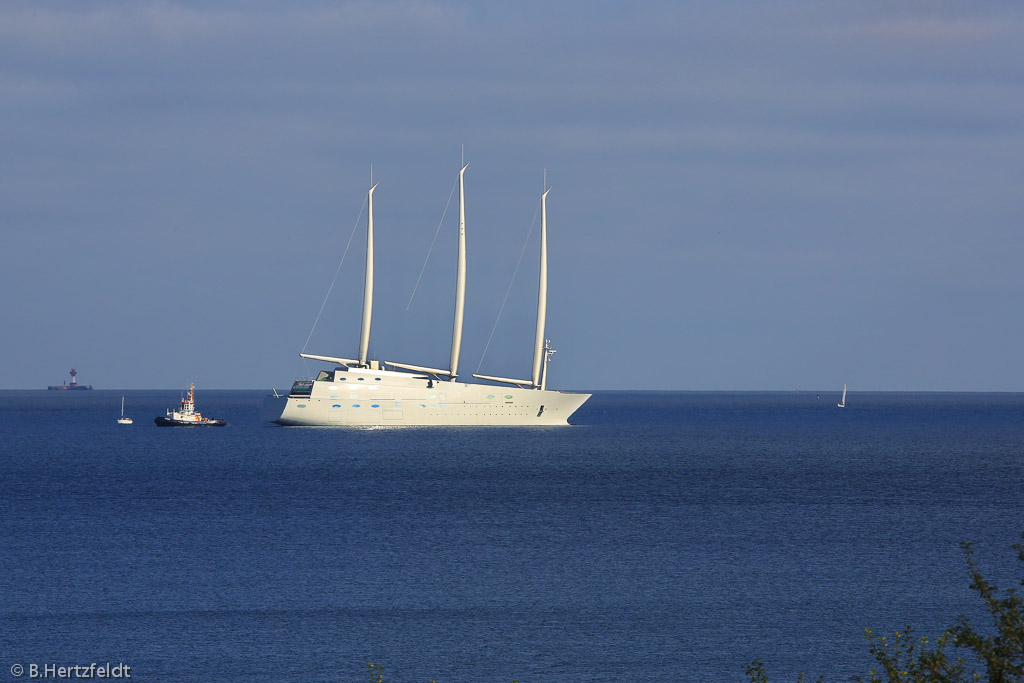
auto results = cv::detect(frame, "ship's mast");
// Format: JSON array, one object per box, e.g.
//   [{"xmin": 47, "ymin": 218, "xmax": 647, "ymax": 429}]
[
  {"xmin": 530, "ymin": 188, "xmax": 550, "ymax": 389},
  {"xmin": 448, "ymin": 163, "xmax": 470, "ymax": 380},
  {"xmin": 358, "ymin": 182, "xmax": 378, "ymax": 367},
  {"xmin": 472, "ymin": 185, "xmax": 558, "ymax": 391}
]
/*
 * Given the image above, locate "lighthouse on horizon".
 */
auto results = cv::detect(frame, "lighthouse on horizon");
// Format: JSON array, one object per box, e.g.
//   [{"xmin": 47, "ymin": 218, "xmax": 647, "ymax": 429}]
[{"xmin": 47, "ymin": 367, "xmax": 93, "ymax": 390}]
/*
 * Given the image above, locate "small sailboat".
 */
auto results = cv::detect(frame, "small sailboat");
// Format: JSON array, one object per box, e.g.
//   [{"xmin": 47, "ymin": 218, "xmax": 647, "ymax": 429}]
[
  {"xmin": 117, "ymin": 396, "xmax": 133, "ymax": 424},
  {"xmin": 837, "ymin": 384, "xmax": 847, "ymax": 408}
]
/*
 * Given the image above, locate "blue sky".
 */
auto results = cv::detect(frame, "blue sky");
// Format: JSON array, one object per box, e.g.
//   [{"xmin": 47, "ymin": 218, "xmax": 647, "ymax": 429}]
[{"xmin": 2, "ymin": 1, "xmax": 1022, "ymax": 391}]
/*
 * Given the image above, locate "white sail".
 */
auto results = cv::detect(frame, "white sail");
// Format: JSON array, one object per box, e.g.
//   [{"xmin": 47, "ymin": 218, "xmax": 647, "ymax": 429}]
[{"xmin": 838, "ymin": 383, "xmax": 847, "ymax": 408}]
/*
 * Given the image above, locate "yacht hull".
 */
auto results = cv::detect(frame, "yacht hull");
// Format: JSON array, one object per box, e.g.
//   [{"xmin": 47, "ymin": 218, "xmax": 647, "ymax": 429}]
[{"xmin": 262, "ymin": 368, "xmax": 589, "ymax": 427}]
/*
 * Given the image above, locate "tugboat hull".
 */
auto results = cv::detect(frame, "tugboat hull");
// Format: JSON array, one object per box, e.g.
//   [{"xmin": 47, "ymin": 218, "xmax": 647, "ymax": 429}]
[{"xmin": 154, "ymin": 417, "xmax": 227, "ymax": 427}]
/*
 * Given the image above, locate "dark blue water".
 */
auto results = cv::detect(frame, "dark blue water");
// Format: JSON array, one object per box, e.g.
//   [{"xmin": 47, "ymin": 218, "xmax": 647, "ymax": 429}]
[{"xmin": 1, "ymin": 390, "xmax": 1022, "ymax": 682}]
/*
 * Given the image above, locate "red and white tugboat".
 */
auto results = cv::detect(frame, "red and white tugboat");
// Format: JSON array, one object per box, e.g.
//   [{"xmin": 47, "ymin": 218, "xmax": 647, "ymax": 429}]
[{"xmin": 154, "ymin": 384, "xmax": 227, "ymax": 427}]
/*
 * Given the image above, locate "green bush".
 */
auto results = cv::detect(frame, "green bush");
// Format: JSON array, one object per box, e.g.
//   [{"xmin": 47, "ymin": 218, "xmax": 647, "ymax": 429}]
[{"xmin": 748, "ymin": 535, "xmax": 1024, "ymax": 682}]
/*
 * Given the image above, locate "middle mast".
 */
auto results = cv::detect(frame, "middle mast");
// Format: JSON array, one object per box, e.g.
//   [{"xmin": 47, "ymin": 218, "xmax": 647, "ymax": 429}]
[
  {"xmin": 357, "ymin": 182, "xmax": 378, "ymax": 367},
  {"xmin": 448, "ymin": 163, "xmax": 470, "ymax": 380}
]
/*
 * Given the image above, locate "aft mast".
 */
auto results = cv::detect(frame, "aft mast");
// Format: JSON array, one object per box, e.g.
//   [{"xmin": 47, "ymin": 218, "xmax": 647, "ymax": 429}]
[
  {"xmin": 531, "ymin": 187, "xmax": 550, "ymax": 389},
  {"xmin": 299, "ymin": 180, "xmax": 380, "ymax": 369},
  {"xmin": 474, "ymin": 185, "xmax": 556, "ymax": 390}
]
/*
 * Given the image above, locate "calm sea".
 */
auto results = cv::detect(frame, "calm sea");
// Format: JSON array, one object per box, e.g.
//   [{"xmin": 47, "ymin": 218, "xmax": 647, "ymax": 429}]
[{"xmin": 1, "ymin": 390, "xmax": 1022, "ymax": 682}]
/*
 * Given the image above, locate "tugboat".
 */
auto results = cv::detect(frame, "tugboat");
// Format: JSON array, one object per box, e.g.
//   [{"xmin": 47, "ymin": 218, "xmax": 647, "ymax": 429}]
[{"xmin": 154, "ymin": 384, "xmax": 227, "ymax": 427}]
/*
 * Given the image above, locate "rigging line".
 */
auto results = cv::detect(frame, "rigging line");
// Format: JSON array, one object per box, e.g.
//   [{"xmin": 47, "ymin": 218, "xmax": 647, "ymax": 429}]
[
  {"xmin": 475, "ymin": 198, "xmax": 542, "ymax": 373},
  {"xmin": 300, "ymin": 194, "xmax": 369, "ymax": 355},
  {"xmin": 406, "ymin": 175, "xmax": 459, "ymax": 310}
]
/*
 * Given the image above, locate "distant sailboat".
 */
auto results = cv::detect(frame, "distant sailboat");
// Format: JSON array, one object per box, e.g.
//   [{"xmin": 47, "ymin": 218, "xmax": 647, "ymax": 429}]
[
  {"xmin": 117, "ymin": 396, "xmax": 133, "ymax": 424},
  {"xmin": 837, "ymin": 384, "xmax": 847, "ymax": 408}
]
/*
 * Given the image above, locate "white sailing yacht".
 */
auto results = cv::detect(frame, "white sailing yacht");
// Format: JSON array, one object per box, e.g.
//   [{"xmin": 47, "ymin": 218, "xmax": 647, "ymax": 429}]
[
  {"xmin": 262, "ymin": 165, "xmax": 590, "ymax": 426},
  {"xmin": 837, "ymin": 384, "xmax": 847, "ymax": 408},
  {"xmin": 117, "ymin": 396, "xmax": 133, "ymax": 424}
]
